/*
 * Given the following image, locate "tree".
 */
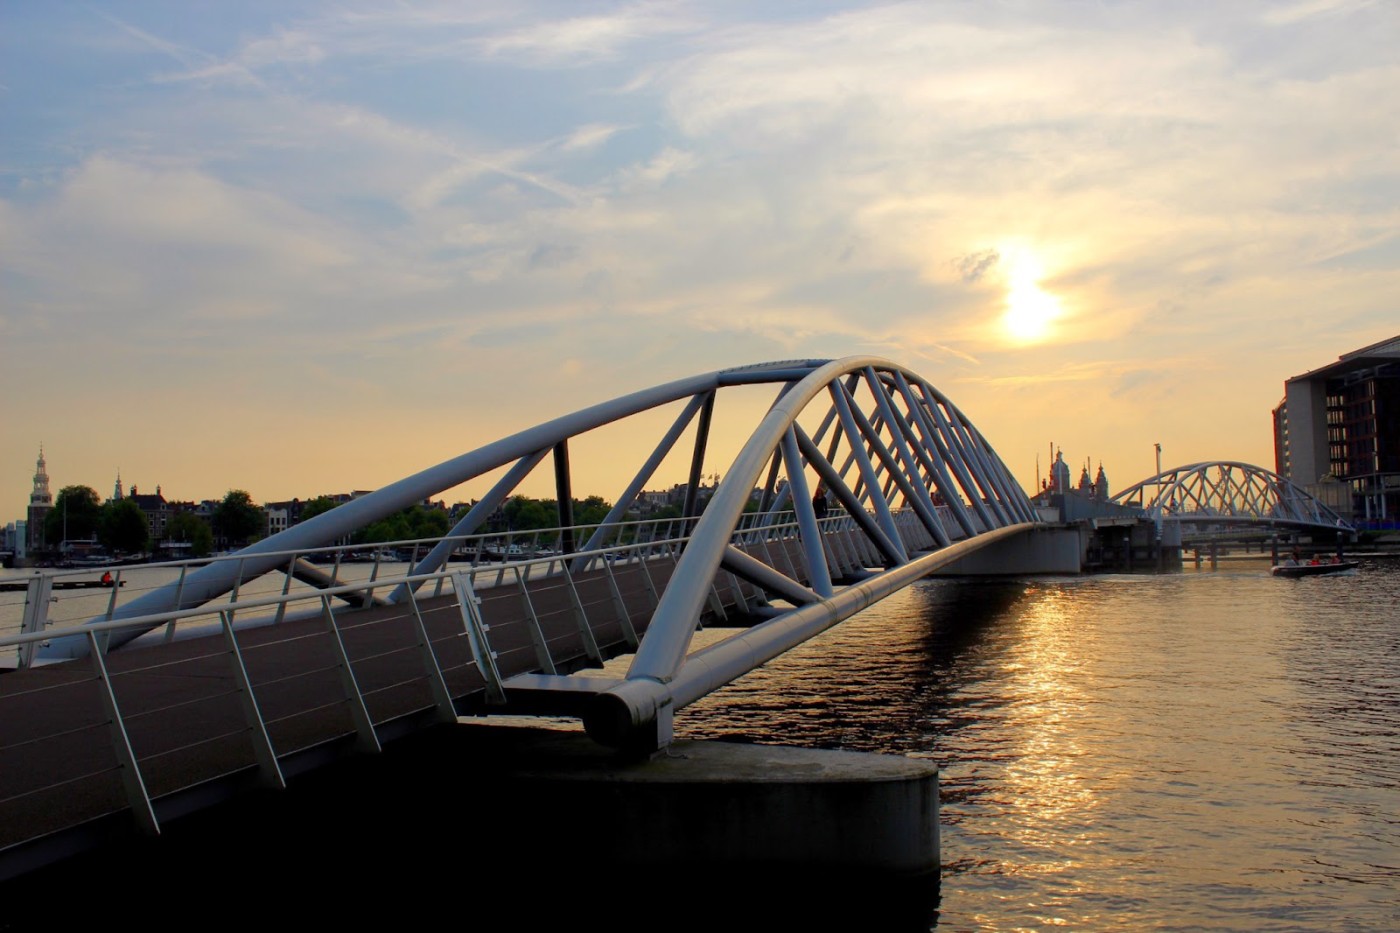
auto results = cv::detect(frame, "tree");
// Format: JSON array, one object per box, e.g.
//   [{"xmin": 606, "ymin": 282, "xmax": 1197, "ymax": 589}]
[
  {"xmin": 502, "ymin": 495, "xmax": 553, "ymax": 531},
  {"xmin": 574, "ymin": 495, "xmax": 611, "ymax": 527},
  {"xmin": 299, "ymin": 496, "xmax": 339, "ymax": 523},
  {"xmin": 214, "ymin": 490, "xmax": 263, "ymax": 547},
  {"xmin": 352, "ymin": 504, "xmax": 451, "ymax": 545},
  {"xmin": 98, "ymin": 498, "xmax": 150, "ymax": 555},
  {"xmin": 411, "ymin": 506, "xmax": 450, "ymax": 540},
  {"xmin": 45, "ymin": 485, "xmax": 102, "ymax": 546},
  {"xmin": 167, "ymin": 512, "xmax": 214, "ymax": 558}
]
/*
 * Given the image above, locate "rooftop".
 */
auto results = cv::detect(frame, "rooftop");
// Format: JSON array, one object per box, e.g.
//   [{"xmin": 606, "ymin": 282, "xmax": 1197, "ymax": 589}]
[{"xmin": 1286, "ymin": 334, "xmax": 1400, "ymax": 384}]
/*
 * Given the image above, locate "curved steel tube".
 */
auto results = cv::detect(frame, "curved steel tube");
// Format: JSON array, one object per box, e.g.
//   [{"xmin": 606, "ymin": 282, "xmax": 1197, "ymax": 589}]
[{"xmin": 43, "ymin": 357, "xmax": 1037, "ymax": 690}]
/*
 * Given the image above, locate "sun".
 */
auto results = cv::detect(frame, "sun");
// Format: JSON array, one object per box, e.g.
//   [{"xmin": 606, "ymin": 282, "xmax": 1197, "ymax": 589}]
[{"xmin": 1000, "ymin": 252, "xmax": 1063, "ymax": 344}]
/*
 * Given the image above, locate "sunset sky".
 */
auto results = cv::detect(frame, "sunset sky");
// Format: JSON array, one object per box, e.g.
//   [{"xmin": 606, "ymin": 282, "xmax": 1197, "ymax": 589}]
[{"xmin": 3, "ymin": 1, "xmax": 1397, "ymax": 523}]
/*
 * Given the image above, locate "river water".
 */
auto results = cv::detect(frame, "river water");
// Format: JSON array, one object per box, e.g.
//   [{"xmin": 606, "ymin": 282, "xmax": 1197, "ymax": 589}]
[{"xmin": 677, "ymin": 559, "xmax": 1400, "ymax": 931}]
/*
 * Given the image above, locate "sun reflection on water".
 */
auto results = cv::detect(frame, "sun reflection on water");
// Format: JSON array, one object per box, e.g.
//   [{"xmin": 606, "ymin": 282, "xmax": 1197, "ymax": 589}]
[{"xmin": 676, "ymin": 570, "xmax": 1400, "ymax": 930}]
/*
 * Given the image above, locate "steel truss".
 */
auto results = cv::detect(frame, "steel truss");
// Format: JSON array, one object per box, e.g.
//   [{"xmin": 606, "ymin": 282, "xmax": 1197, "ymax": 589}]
[
  {"xmin": 43, "ymin": 357, "xmax": 1037, "ymax": 749},
  {"xmin": 1112, "ymin": 461, "xmax": 1354, "ymax": 534}
]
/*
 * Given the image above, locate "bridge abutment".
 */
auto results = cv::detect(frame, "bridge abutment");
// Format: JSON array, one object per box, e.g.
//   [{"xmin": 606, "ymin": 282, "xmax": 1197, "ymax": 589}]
[
  {"xmin": 931, "ymin": 524, "xmax": 1084, "ymax": 574},
  {"xmin": 458, "ymin": 723, "xmax": 942, "ymax": 905},
  {"xmin": 931, "ymin": 521, "xmax": 1183, "ymax": 575}
]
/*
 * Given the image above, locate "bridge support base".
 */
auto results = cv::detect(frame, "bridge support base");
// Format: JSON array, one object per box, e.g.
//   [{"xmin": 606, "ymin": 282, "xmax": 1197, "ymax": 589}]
[
  {"xmin": 2, "ymin": 723, "xmax": 940, "ymax": 926},
  {"xmin": 931, "ymin": 524, "xmax": 1084, "ymax": 574},
  {"xmin": 463, "ymin": 723, "xmax": 942, "ymax": 923}
]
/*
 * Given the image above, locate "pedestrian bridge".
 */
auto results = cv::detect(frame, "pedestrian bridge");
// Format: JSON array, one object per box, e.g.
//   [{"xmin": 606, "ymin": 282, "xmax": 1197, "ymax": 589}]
[
  {"xmin": 1112, "ymin": 461, "xmax": 1354, "ymax": 539},
  {"xmin": 0, "ymin": 357, "xmax": 1041, "ymax": 876}
]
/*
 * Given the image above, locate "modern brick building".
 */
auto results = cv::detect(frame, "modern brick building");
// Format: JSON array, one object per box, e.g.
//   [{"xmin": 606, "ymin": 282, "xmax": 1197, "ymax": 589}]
[{"xmin": 1273, "ymin": 335, "xmax": 1400, "ymax": 523}]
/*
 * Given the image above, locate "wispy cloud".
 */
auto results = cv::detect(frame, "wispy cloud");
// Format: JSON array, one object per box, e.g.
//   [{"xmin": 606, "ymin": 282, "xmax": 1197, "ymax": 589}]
[
  {"xmin": 559, "ymin": 123, "xmax": 627, "ymax": 152},
  {"xmin": 1261, "ymin": 0, "xmax": 1382, "ymax": 26},
  {"xmin": 473, "ymin": 3, "xmax": 696, "ymax": 64},
  {"xmin": 92, "ymin": 8, "xmax": 216, "ymax": 71}
]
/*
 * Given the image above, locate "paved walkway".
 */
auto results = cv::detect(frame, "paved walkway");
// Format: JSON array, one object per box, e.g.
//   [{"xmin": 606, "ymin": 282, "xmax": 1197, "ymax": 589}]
[{"xmin": 0, "ymin": 552, "xmax": 776, "ymax": 879}]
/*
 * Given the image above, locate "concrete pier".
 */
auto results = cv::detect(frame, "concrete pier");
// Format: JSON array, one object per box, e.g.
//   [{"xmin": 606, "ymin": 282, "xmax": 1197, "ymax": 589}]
[
  {"xmin": 470, "ymin": 724, "xmax": 941, "ymax": 878},
  {"xmin": 5, "ymin": 723, "xmax": 942, "ymax": 928},
  {"xmin": 933, "ymin": 524, "xmax": 1083, "ymax": 574}
]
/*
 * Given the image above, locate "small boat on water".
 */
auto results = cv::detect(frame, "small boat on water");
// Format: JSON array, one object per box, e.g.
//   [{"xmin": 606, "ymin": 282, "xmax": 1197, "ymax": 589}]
[{"xmin": 1271, "ymin": 559, "xmax": 1359, "ymax": 578}]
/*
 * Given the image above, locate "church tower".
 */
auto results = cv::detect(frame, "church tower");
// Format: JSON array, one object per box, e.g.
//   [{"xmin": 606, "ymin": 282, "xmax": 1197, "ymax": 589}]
[
  {"xmin": 1051, "ymin": 449, "xmax": 1071, "ymax": 494},
  {"xmin": 27, "ymin": 446, "xmax": 53, "ymax": 552},
  {"xmin": 113, "ymin": 470, "xmax": 124, "ymax": 501},
  {"xmin": 1077, "ymin": 462, "xmax": 1093, "ymax": 495},
  {"xmin": 1094, "ymin": 463, "xmax": 1109, "ymax": 500}
]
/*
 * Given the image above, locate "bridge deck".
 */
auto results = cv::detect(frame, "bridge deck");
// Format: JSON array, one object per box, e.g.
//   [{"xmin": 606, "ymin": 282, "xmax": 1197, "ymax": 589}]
[{"xmin": 0, "ymin": 548, "xmax": 791, "ymax": 878}]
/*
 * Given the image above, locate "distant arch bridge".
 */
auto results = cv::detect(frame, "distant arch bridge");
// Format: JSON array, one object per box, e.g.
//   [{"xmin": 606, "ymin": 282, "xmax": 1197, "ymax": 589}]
[{"xmin": 1112, "ymin": 461, "xmax": 1353, "ymax": 539}]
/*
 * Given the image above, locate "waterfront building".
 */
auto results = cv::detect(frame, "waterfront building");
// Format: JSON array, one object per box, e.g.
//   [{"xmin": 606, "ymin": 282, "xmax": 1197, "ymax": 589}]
[
  {"xmin": 265, "ymin": 504, "xmax": 289, "ymax": 538},
  {"xmin": 127, "ymin": 485, "xmax": 171, "ymax": 543},
  {"xmin": 1032, "ymin": 450, "xmax": 1121, "ymax": 516},
  {"xmin": 2, "ymin": 521, "xmax": 25, "ymax": 562},
  {"xmin": 25, "ymin": 447, "xmax": 52, "ymax": 554},
  {"xmin": 1272, "ymin": 334, "xmax": 1400, "ymax": 522}
]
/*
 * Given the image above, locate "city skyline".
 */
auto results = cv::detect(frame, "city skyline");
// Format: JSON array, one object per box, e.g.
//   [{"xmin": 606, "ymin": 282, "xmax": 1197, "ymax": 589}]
[{"xmin": 4, "ymin": 2, "xmax": 1397, "ymax": 523}]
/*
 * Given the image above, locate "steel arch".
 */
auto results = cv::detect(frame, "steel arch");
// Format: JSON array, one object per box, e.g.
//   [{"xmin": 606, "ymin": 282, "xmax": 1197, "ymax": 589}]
[
  {"xmin": 44, "ymin": 357, "xmax": 1038, "ymax": 749},
  {"xmin": 1112, "ymin": 461, "xmax": 1353, "ymax": 533}
]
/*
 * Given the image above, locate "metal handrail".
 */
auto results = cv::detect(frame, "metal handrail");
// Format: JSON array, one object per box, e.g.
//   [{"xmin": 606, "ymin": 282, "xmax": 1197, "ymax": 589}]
[{"xmin": 2, "ymin": 514, "xmax": 828, "ymax": 654}]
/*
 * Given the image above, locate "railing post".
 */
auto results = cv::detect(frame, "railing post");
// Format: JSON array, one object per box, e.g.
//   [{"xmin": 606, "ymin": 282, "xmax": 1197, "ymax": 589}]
[
  {"xmin": 18, "ymin": 574, "xmax": 52, "ymax": 669},
  {"xmin": 225, "ymin": 557, "xmax": 246, "ymax": 628},
  {"xmin": 510, "ymin": 565, "xmax": 557, "ymax": 674},
  {"xmin": 601, "ymin": 558, "xmax": 640, "ymax": 648},
  {"xmin": 560, "ymin": 562, "xmax": 603, "ymax": 663},
  {"xmin": 454, "ymin": 572, "xmax": 507, "ymax": 704},
  {"xmin": 724, "ymin": 568, "xmax": 752, "ymax": 615},
  {"xmin": 88, "ymin": 630, "xmax": 159, "ymax": 835},
  {"xmin": 102, "ymin": 569, "xmax": 123, "ymax": 620},
  {"xmin": 362, "ymin": 554, "xmax": 382, "ymax": 608},
  {"xmin": 319, "ymin": 595, "xmax": 381, "ymax": 753},
  {"xmin": 405, "ymin": 584, "xmax": 459, "ymax": 722},
  {"xmin": 219, "ymin": 610, "xmax": 286, "ymax": 789},
  {"xmin": 163, "ymin": 564, "xmax": 189, "ymax": 642},
  {"xmin": 273, "ymin": 554, "xmax": 297, "ymax": 624}
]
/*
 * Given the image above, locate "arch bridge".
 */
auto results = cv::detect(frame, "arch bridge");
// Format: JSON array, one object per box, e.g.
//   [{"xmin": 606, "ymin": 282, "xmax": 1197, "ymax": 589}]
[
  {"xmin": 1112, "ymin": 461, "xmax": 1353, "ymax": 539},
  {"xmin": 15, "ymin": 357, "xmax": 1039, "ymax": 777}
]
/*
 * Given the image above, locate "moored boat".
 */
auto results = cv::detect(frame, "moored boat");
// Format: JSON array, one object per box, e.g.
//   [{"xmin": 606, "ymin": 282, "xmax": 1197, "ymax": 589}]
[{"xmin": 1271, "ymin": 559, "xmax": 1359, "ymax": 578}]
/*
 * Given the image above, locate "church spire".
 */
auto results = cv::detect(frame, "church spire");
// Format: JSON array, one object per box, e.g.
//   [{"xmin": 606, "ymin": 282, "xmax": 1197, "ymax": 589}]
[
  {"xmin": 1094, "ymin": 462, "xmax": 1109, "ymax": 499},
  {"xmin": 30, "ymin": 445, "xmax": 52, "ymax": 506},
  {"xmin": 113, "ymin": 469, "xmax": 124, "ymax": 501}
]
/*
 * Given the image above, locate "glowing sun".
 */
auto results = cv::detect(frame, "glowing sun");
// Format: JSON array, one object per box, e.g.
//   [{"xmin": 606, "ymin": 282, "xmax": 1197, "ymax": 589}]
[{"xmin": 1001, "ymin": 254, "xmax": 1063, "ymax": 343}]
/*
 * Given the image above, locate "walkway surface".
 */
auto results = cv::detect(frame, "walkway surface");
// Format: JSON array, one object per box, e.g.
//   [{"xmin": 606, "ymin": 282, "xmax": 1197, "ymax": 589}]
[{"xmin": 0, "ymin": 550, "xmax": 780, "ymax": 879}]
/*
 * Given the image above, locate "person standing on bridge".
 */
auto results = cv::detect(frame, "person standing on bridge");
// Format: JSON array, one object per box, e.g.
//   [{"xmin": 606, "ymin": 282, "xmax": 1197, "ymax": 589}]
[{"xmin": 813, "ymin": 485, "xmax": 830, "ymax": 520}]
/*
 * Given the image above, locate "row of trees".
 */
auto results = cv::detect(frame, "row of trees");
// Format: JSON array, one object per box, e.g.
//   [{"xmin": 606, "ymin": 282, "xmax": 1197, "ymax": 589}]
[
  {"xmin": 39, "ymin": 486, "xmax": 700, "ymax": 558},
  {"xmin": 42, "ymin": 487, "xmax": 265, "ymax": 558},
  {"xmin": 299, "ymin": 494, "xmax": 621, "ymax": 544},
  {"xmin": 499, "ymin": 494, "xmax": 614, "ymax": 531}
]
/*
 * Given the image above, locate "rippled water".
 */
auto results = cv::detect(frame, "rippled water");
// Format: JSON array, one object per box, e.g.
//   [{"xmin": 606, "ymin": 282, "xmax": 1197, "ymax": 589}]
[{"xmin": 678, "ymin": 559, "xmax": 1400, "ymax": 931}]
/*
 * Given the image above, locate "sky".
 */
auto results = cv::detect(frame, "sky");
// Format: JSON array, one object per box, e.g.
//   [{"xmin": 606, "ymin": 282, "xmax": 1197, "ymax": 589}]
[{"xmin": 3, "ymin": 1, "xmax": 1397, "ymax": 523}]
